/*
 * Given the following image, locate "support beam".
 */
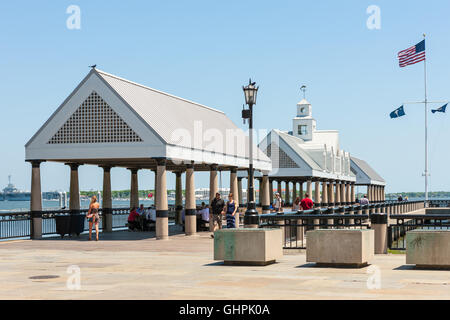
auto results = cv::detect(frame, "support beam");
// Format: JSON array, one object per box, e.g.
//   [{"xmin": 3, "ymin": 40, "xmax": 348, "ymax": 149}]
[
  {"xmin": 30, "ymin": 161, "xmax": 43, "ymax": 239},
  {"xmin": 277, "ymin": 180, "xmax": 282, "ymax": 199},
  {"xmin": 69, "ymin": 163, "xmax": 80, "ymax": 214},
  {"xmin": 340, "ymin": 182, "xmax": 346, "ymax": 206},
  {"xmin": 269, "ymin": 179, "xmax": 274, "ymax": 207},
  {"xmin": 322, "ymin": 180, "xmax": 328, "ymax": 207},
  {"xmin": 335, "ymin": 181, "xmax": 341, "ymax": 206},
  {"xmin": 262, "ymin": 175, "xmax": 270, "ymax": 214},
  {"xmin": 175, "ymin": 171, "xmax": 183, "ymax": 225},
  {"xmin": 185, "ymin": 163, "xmax": 196, "ymax": 236},
  {"xmin": 285, "ymin": 181, "xmax": 290, "ymax": 206},
  {"xmin": 299, "ymin": 182, "xmax": 304, "ymax": 200},
  {"xmin": 292, "ymin": 181, "xmax": 297, "ymax": 202},
  {"xmin": 329, "ymin": 181, "xmax": 335, "ymax": 208},
  {"xmin": 314, "ymin": 180, "xmax": 321, "ymax": 207},
  {"xmin": 237, "ymin": 177, "xmax": 244, "ymax": 208},
  {"xmin": 306, "ymin": 180, "xmax": 312, "ymax": 199},
  {"xmin": 129, "ymin": 168, "xmax": 139, "ymax": 209},
  {"xmin": 351, "ymin": 183, "xmax": 356, "ymax": 204},
  {"xmin": 156, "ymin": 160, "xmax": 169, "ymax": 240},
  {"xmin": 210, "ymin": 165, "xmax": 219, "ymax": 232},
  {"xmin": 101, "ymin": 166, "xmax": 112, "ymax": 232},
  {"xmin": 230, "ymin": 167, "xmax": 239, "ymax": 228}
]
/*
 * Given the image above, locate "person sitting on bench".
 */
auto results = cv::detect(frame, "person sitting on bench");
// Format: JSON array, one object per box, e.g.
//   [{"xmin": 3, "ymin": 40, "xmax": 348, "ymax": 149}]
[{"xmin": 127, "ymin": 207, "xmax": 140, "ymax": 231}]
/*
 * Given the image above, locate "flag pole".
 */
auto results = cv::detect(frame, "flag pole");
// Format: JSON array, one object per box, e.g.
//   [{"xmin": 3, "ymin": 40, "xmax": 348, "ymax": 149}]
[{"xmin": 423, "ymin": 33, "xmax": 429, "ymax": 205}]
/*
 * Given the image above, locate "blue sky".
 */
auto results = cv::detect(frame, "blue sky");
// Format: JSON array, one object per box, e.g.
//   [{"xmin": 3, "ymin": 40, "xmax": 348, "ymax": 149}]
[{"xmin": 0, "ymin": 0, "xmax": 449, "ymax": 193}]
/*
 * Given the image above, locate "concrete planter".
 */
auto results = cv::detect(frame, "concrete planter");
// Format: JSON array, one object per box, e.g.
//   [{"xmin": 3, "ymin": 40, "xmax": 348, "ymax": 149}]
[
  {"xmin": 214, "ymin": 228, "xmax": 283, "ymax": 266},
  {"xmin": 406, "ymin": 230, "xmax": 450, "ymax": 269},
  {"xmin": 306, "ymin": 229, "xmax": 374, "ymax": 268}
]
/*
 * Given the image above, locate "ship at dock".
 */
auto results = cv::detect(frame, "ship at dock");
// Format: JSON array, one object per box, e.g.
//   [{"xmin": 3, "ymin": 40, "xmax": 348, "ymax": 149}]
[{"xmin": 0, "ymin": 175, "xmax": 31, "ymax": 201}]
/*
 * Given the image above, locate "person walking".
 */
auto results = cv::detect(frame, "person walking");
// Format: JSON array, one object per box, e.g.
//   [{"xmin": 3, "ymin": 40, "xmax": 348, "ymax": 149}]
[
  {"xmin": 225, "ymin": 193, "xmax": 237, "ymax": 229},
  {"xmin": 300, "ymin": 193, "xmax": 314, "ymax": 210},
  {"xmin": 86, "ymin": 195, "xmax": 100, "ymax": 241},
  {"xmin": 210, "ymin": 192, "xmax": 225, "ymax": 238}
]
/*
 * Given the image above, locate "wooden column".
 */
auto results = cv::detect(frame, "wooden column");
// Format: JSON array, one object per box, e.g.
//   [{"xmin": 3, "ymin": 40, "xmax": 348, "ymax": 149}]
[
  {"xmin": 314, "ymin": 180, "xmax": 321, "ymax": 207},
  {"xmin": 155, "ymin": 160, "xmax": 168, "ymax": 240},
  {"xmin": 30, "ymin": 161, "xmax": 43, "ymax": 239},
  {"xmin": 351, "ymin": 183, "xmax": 356, "ymax": 204},
  {"xmin": 269, "ymin": 179, "xmax": 274, "ymax": 207},
  {"xmin": 262, "ymin": 174, "xmax": 270, "ymax": 214},
  {"xmin": 322, "ymin": 180, "xmax": 328, "ymax": 207},
  {"xmin": 69, "ymin": 163, "xmax": 80, "ymax": 213},
  {"xmin": 175, "ymin": 171, "xmax": 183, "ymax": 225},
  {"xmin": 101, "ymin": 166, "xmax": 112, "ymax": 232},
  {"xmin": 285, "ymin": 181, "xmax": 290, "ymax": 206},
  {"xmin": 129, "ymin": 168, "xmax": 139, "ymax": 209},
  {"xmin": 292, "ymin": 181, "xmax": 297, "ymax": 201},
  {"xmin": 237, "ymin": 177, "xmax": 244, "ymax": 208},
  {"xmin": 185, "ymin": 163, "xmax": 196, "ymax": 235},
  {"xmin": 306, "ymin": 180, "xmax": 312, "ymax": 199},
  {"xmin": 209, "ymin": 165, "xmax": 218, "ymax": 232},
  {"xmin": 230, "ymin": 167, "xmax": 239, "ymax": 228}
]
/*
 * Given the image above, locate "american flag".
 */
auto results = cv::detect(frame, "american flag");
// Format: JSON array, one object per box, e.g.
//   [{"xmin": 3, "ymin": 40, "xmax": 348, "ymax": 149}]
[{"xmin": 398, "ymin": 40, "xmax": 426, "ymax": 67}]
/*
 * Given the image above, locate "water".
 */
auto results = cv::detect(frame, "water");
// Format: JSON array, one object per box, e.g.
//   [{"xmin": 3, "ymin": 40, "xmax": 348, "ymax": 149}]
[{"xmin": 0, "ymin": 199, "xmax": 210, "ymax": 212}]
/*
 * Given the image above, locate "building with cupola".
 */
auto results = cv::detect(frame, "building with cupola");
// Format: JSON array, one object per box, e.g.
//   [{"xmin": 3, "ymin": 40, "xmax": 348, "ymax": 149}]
[{"xmin": 238, "ymin": 96, "xmax": 386, "ymax": 210}]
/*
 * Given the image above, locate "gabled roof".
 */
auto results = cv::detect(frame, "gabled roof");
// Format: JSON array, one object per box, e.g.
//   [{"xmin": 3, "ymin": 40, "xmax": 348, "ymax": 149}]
[
  {"xmin": 351, "ymin": 156, "xmax": 385, "ymax": 185},
  {"xmin": 95, "ymin": 69, "xmax": 267, "ymax": 160},
  {"xmin": 274, "ymin": 130, "xmax": 322, "ymax": 171},
  {"xmin": 25, "ymin": 69, "xmax": 271, "ymax": 170}
]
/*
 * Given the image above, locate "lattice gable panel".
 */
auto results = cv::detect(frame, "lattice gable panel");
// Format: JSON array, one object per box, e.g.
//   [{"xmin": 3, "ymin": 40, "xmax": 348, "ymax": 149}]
[
  {"xmin": 264, "ymin": 143, "xmax": 299, "ymax": 168},
  {"xmin": 48, "ymin": 91, "xmax": 143, "ymax": 144}
]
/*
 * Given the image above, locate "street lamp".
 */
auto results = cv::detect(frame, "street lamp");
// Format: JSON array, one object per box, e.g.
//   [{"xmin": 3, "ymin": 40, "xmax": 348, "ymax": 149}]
[{"xmin": 242, "ymin": 79, "xmax": 259, "ymax": 228}]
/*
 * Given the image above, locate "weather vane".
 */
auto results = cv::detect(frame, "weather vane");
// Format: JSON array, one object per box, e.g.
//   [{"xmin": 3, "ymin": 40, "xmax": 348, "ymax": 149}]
[{"xmin": 300, "ymin": 85, "xmax": 306, "ymax": 99}]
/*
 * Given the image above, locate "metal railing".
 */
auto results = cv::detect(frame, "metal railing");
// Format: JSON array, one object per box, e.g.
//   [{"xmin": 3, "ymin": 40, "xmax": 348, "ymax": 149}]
[
  {"xmin": 0, "ymin": 208, "xmax": 132, "ymax": 240},
  {"xmin": 260, "ymin": 206, "xmax": 370, "ymax": 249},
  {"xmin": 388, "ymin": 214, "xmax": 450, "ymax": 250}
]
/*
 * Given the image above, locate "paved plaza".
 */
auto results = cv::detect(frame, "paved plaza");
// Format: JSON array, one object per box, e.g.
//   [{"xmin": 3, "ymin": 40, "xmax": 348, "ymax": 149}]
[{"xmin": 0, "ymin": 228, "xmax": 449, "ymax": 300}]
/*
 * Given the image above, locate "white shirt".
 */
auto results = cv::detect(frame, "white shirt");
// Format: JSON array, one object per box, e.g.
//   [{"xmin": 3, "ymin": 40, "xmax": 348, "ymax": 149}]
[
  {"xmin": 144, "ymin": 209, "xmax": 156, "ymax": 221},
  {"xmin": 200, "ymin": 208, "xmax": 210, "ymax": 221},
  {"xmin": 275, "ymin": 197, "xmax": 282, "ymax": 210}
]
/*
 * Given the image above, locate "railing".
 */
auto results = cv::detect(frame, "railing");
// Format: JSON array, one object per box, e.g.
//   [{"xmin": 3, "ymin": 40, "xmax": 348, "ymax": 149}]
[
  {"xmin": 388, "ymin": 214, "xmax": 450, "ymax": 250},
  {"xmin": 259, "ymin": 200, "xmax": 444, "ymax": 250},
  {"xmin": 0, "ymin": 208, "xmax": 134, "ymax": 240},
  {"xmin": 260, "ymin": 206, "xmax": 370, "ymax": 249}
]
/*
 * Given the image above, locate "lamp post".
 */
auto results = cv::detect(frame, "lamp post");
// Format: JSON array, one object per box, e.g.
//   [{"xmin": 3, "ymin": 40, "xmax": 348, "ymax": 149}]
[{"xmin": 242, "ymin": 79, "xmax": 259, "ymax": 228}]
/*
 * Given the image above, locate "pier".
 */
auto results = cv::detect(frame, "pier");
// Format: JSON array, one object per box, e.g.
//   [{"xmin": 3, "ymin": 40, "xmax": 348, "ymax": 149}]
[{"xmin": 0, "ymin": 225, "xmax": 449, "ymax": 300}]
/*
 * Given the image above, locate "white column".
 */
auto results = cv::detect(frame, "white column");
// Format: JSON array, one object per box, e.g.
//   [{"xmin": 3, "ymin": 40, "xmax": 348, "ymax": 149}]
[
  {"xmin": 185, "ymin": 163, "xmax": 196, "ymax": 235},
  {"xmin": 30, "ymin": 161, "xmax": 43, "ymax": 239},
  {"xmin": 156, "ymin": 160, "xmax": 169, "ymax": 240},
  {"xmin": 101, "ymin": 166, "xmax": 112, "ymax": 232}
]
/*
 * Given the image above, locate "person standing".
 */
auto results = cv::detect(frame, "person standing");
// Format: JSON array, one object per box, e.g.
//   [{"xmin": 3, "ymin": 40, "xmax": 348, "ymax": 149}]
[
  {"xmin": 86, "ymin": 195, "xmax": 100, "ymax": 241},
  {"xmin": 360, "ymin": 195, "xmax": 369, "ymax": 205},
  {"xmin": 300, "ymin": 193, "xmax": 314, "ymax": 210},
  {"xmin": 274, "ymin": 193, "xmax": 283, "ymax": 213},
  {"xmin": 225, "ymin": 193, "xmax": 237, "ymax": 229},
  {"xmin": 210, "ymin": 192, "xmax": 225, "ymax": 238},
  {"xmin": 292, "ymin": 197, "xmax": 301, "ymax": 211}
]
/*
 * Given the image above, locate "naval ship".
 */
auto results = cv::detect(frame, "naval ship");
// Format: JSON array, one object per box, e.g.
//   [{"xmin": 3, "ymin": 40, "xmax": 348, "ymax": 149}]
[{"xmin": 0, "ymin": 175, "xmax": 31, "ymax": 201}]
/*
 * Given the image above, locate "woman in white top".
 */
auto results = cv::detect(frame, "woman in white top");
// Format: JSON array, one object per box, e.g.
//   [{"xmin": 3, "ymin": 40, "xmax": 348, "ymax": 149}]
[
  {"xmin": 274, "ymin": 193, "xmax": 283, "ymax": 213},
  {"xmin": 292, "ymin": 197, "xmax": 301, "ymax": 211}
]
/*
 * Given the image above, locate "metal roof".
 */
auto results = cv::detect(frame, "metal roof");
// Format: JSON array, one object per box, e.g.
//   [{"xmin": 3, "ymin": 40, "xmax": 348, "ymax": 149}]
[
  {"xmin": 351, "ymin": 156, "xmax": 385, "ymax": 184},
  {"xmin": 96, "ymin": 69, "xmax": 268, "ymax": 161},
  {"xmin": 274, "ymin": 130, "xmax": 323, "ymax": 171}
]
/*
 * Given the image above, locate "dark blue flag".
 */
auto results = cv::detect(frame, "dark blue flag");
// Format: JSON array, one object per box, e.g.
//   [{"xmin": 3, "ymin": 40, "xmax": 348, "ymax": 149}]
[
  {"xmin": 431, "ymin": 103, "xmax": 447, "ymax": 114},
  {"xmin": 390, "ymin": 105, "xmax": 406, "ymax": 119}
]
